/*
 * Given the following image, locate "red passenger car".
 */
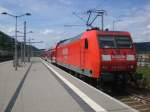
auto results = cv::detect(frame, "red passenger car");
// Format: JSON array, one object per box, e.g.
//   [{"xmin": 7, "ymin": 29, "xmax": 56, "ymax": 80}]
[
  {"xmin": 41, "ymin": 49, "xmax": 51, "ymax": 61},
  {"xmin": 52, "ymin": 28, "xmax": 137, "ymax": 82},
  {"xmin": 50, "ymin": 48, "xmax": 56, "ymax": 63}
]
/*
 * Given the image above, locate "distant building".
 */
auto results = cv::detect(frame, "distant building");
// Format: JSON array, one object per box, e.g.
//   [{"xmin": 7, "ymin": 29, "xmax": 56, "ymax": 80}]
[
  {"xmin": 137, "ymin": 53, "xmax": 150, "ymax": 67},
  {"xmin": 134, "ymin": 42, "xmax": 150, "ymax": 67}
]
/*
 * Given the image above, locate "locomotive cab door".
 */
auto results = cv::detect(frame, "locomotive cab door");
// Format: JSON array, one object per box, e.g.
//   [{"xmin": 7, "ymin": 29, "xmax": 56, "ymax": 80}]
[{"xmin": 80, "ymin": 38, "xmax": 89, "ymax": 72}]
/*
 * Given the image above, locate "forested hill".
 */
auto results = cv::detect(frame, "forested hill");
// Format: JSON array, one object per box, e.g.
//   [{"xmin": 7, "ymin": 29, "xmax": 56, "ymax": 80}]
[
  {"xmin": 0, "ymin": 31, "xmax": 40, "ymax": 52},
  {"xmin": 134, "ymin": 42, "xmax": 150, "ymax": 54}
]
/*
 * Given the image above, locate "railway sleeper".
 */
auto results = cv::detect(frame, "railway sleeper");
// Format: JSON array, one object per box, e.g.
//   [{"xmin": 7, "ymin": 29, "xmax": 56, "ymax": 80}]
[
  {"xmin": 133, "ymin": 104, "xmax": 150, "ymax": 109},
  {"xmin": 124, "ymin": 101, "xmax": 142, "ymax": 105},
  {"xmin": 138, "ymin": 108, "xmax": 150, "ymax": 112},
  {"xmin": 120, "ymin": 97, "xmax": 135, "ymax": 102}
]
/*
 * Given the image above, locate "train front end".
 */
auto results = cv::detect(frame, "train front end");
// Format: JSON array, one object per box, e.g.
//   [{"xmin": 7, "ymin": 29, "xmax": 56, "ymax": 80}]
[{"xmin": 98, "ymin": 31, "xmax": 137, "ymax": 82}]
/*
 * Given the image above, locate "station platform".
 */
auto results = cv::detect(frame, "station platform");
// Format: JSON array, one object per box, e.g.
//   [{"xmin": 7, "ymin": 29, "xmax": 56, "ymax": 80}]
[{"xmin": 0, "ymin": 58, "xmax": 138, "ymax": 112}]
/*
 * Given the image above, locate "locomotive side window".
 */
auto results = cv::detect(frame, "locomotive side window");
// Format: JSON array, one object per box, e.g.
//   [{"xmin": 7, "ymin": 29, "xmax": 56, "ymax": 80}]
[
  {"xmin": 84, "ymin": 39, "xmax": 88, "ymax": 49},
  {"xmin": 99, "ymin": 37, "xmax": 115, "ymax": 48}
]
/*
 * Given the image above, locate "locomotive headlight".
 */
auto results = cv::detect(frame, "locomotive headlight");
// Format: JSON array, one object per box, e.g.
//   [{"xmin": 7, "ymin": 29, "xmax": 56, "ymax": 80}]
[
  {"xmin": 127, "ymin": 55, "xmax": 135, "ymax": 61},
  {"xmin": 102, "ymin": 55, "xmax": 111, "ymax": 61},
  {"xmin": 130, "ymin": 65, "xmax": 134, "ymax": 69}
]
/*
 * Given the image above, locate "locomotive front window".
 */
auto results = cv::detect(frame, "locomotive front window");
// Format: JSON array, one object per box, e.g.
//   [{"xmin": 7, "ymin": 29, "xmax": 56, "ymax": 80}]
[
  {"xmin": 99, "ymin": 37, "xmax": 115, "ymax": 48},
  {"xmin": 115, "ymin": 37, "xmax": 132, "ymax": 48},
  {"xmin": 98, "ymin": 36, "xmax": 132, "ymax": 49}
]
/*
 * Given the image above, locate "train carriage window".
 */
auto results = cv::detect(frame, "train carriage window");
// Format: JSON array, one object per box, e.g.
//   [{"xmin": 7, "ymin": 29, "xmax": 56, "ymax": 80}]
[{"xmin": 84, "ymin": 39, "xmax": 88, "ymax": 49}]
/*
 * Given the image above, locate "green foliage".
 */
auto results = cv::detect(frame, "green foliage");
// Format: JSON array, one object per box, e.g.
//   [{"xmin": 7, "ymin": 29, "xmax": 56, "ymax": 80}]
[
  {"xmin": 0, "ymin": 31, "xmax": 15, "ymax": 51},
  {"xmin": 0, "ymin": 31, "xmax": 41, "ymax": 57},
  {"xmin": 137, "ymin": 67, "xmax": 150, "ymax": 88}
]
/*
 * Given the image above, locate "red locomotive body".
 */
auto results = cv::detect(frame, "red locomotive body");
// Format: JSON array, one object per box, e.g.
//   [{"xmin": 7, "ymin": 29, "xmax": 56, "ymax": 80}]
[{"xmin": 52, "ymin": 29, "xmax": 137, "ymax": 81}]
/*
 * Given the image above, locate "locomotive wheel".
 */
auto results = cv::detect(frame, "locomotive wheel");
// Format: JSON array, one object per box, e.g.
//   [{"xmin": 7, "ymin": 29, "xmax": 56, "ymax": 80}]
[
  {"xmin": 96, "ymin": 78, "xmax": 100, "ymax": 88},
  {"xmin": 111, "ymin": 74, "xmax": 127, "ymax": 90},
  {"xmin": 97, "ymin": 78, "xmax": 104, "ymax": 90},
  {"xmin": 121, "ymin": 74, "xmax": 127, "ymax": 90},
  {"xmin": 129, "ymin": 73, "xmax": 142, "ymax": 87}
]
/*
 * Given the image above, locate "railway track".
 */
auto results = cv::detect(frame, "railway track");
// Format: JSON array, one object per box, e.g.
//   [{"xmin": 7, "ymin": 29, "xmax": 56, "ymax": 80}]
[
  {"xmin": 74, "ymin": 73, "xmax": 150, "ymax": 112},
  {"xmin": 113, "ymin": 87, "xmax": 150, "ymax": 112},
  {"xmin": 116, "ymin": 93, "xmax": 150, "ymax": 112}
]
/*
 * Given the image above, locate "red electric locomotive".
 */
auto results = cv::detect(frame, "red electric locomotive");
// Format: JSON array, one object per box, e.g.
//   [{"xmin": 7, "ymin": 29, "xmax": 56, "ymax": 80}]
[{"xmin": 51, "ymin": 28, "xmax": 137, "ymax": 83}]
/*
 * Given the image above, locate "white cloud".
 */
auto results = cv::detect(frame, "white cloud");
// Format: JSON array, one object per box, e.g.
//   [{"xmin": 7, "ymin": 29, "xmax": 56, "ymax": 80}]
[
  {"xmin": 43, "ymin": 29, "xmax": 54, "ymax": 35},
  {"xmin": 26, "ymin": 28, "xmax": 67, "ymax": 49},
  {"xmin": 109, "ymin": 4, "xmax": 150, "ymax": 42},
  {"xmin": 0, "ymin": 25, "xmax": 14, "ymax": 35},
  {"xmin": 0, "ymin": 6, "xmax": 9, "ymax": 13},
  {"xmin": 147, "ymin": 24, "xmax": 150, "ymax": 29},
  {"xmin": 7, "ymin": 27, "xmax": 14, "ymax": 34}
]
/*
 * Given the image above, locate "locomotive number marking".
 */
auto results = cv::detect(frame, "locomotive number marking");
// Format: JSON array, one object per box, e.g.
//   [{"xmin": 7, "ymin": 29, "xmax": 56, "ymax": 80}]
[
  {"xmin": 62, "ymin": 48, "xmax": 68, "ymax": 55},
  {"xmin": 112, "ymin": 55, "xmax": 126, "ymax": 59},
  {"xmin": 62, "ymin": 48, "xmax": 68, "ymax": 60}
]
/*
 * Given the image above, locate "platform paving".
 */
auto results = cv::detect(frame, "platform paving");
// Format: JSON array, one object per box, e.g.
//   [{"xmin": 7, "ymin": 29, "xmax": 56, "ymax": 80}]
[
  {"xmin": 0, "ymin": 58, "xmax": 138, "ymax": 112},
  {"xmin": 11, "ymin": 58, "xmax": 86, "ymax": 112},
  {"xmin": 43, "ymin": 59, "xmax": 138, "ymax": 112},
  {"xmin": 0, "ymin": 61, "xmax": 31, "ymax": 112}
]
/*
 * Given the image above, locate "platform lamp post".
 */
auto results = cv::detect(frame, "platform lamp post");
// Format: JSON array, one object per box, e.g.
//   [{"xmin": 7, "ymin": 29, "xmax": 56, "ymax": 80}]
[
  {"xmin": 1, "ymin": 12, "xmax": 31, "ymax": 70},
  {"xmin": 28, "ymin": 38, "xmax": 34, "ymax": 62},
  {"xmin": 113, "ymin": 19, "xmax": 121, "ymax": 31},
  {"xmin": 17, "ymin": 30, "xmax": 33, "ymax": 64}
]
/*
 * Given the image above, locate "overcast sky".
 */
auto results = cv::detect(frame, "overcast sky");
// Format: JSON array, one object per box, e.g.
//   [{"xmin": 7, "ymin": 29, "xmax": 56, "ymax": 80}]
[{"xmin": 0, "ymin": 0, "xmax": 150, "ymax": 49}]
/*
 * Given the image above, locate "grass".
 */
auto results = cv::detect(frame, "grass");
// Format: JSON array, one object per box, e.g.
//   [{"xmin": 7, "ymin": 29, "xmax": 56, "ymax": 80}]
[{"xmin": 136, "ymin": 67, "xmax": 150, "ymax": 88}]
